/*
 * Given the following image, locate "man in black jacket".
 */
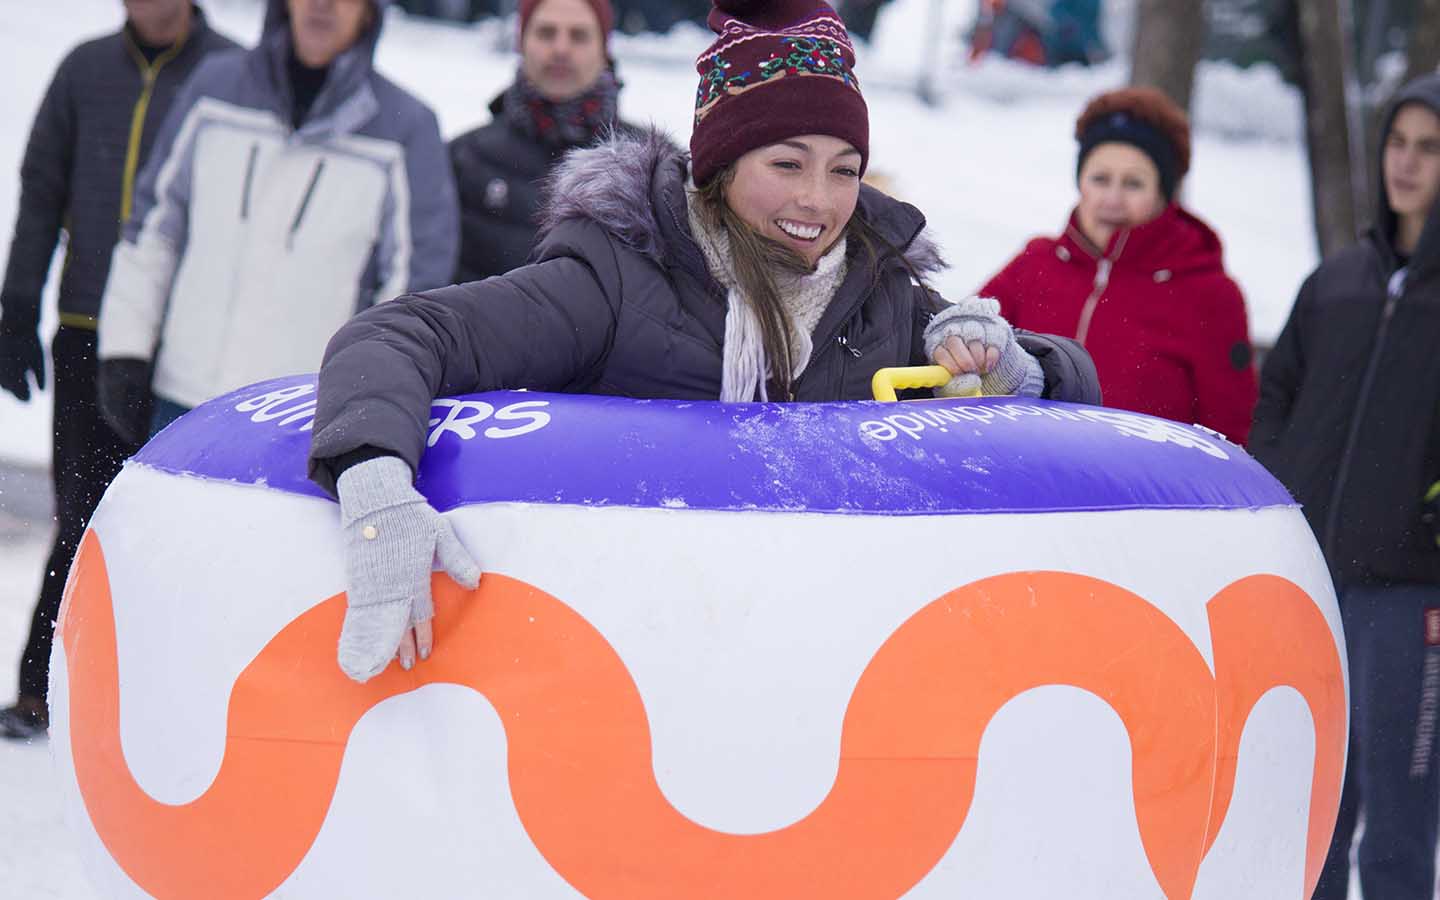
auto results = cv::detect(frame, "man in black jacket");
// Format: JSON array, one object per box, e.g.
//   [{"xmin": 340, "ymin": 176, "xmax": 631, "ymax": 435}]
[
  {"xmin": 1253, "ymin": 72, "xmax": 1440, "ymax": 900},
  {"xmin": 449, "ymin": 0, "xmax": 636, "ymax": 283},
  {"xmin": 0, "ymin": 1, "xmax": 237, "ymax": 740}
]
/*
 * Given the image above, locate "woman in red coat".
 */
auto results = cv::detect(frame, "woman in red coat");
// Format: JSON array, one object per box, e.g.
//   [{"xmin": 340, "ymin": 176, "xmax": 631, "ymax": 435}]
[{"xmin": 981, "ymin": 87, "xmax": 1258, "ymax": 444}]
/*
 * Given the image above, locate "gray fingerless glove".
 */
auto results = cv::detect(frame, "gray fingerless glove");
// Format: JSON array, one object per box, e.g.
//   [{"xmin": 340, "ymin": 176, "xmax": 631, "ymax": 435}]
[
  {"xmin": 335, "ymin": 455, "xmax": 481, "ymax": 683},
  {"xmin": 923, "ymin": 296, "xmax": 1045, "ymax": 398}
]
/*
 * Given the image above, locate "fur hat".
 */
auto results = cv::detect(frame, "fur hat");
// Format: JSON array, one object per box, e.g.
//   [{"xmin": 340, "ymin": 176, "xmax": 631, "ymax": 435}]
[
  {"xmin": 1075, "ymin": 87, "xmax": 1191, "ymax": 200},
  {"xmin": 689, "ymin": 0, "xmax": 868, "ymax": 186},
  {"xmin": 518, "ymin": 0, "xmax": 615, "ymax": 47}
]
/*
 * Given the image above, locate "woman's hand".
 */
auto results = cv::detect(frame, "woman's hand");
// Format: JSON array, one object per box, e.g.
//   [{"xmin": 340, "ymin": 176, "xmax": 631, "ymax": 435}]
[
  {"xmin": 933, "ymin": 334, "xmax": 1000, "ymax": 380},
  {"xmin": 923, "ymin": 296, "xmax": 1045, "ymax": 398},
  {"xmin": 334, "ymin": 455, "xmax": 482, "ymax": 683}
]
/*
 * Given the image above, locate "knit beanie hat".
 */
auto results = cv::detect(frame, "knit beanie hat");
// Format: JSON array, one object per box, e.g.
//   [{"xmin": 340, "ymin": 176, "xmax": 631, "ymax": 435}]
[
  {"xmin": 690, "ymin": 0, "xmax": 868, "ymax": 187},
  {"xmin": 1075, "ymin": 87, "xmax": 1192, "ymax": 200},
  {"xmin": 518, "ymin": 0, "xmax": 615, "ymax": 48}
]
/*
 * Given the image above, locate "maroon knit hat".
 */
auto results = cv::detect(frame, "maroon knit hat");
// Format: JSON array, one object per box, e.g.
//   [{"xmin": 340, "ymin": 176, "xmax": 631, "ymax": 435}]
[
  {"xmin": 690, "ymin": 0, "xmax": 868, "ymax": 186},
  {"xmin": 518, "ymin": 0, "xmax": 615, "ymax": 47}
]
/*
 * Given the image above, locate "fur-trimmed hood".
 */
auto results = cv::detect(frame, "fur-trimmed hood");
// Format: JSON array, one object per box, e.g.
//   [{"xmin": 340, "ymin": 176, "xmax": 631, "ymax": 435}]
[{"xmin": 537, "ymin": 127, "xmax": 947, "ymax": 279}]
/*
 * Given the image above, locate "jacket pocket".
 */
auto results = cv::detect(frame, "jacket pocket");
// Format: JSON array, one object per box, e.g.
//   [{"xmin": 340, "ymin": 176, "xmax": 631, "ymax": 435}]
[
  {"xmin": 286, "ymin": 158, "xmax": 327, "ymax": 251},
  {"xmin": 239, "ymin": 143, "xmax": 259, "ymax": 221}
]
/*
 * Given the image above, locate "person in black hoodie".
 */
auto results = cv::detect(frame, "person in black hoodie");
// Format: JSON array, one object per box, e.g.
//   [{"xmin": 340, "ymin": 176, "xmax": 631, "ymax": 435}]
[
  {"xmin": 448, "ymin": 0, "xmax": 638, "ymax": 283},
  {"xmin": 0, "ymin": 1, "xmax": 236, "ymax": 741},
  {"xmin": 1253, "ymin": 71, "xmax": 1440, "ymax": 900}
]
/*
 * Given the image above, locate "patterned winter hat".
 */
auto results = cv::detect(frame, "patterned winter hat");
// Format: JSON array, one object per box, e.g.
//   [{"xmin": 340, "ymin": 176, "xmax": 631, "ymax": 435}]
[{"xmin": 690, "ymin": 0, "xmax": 868, "ymax": 186}]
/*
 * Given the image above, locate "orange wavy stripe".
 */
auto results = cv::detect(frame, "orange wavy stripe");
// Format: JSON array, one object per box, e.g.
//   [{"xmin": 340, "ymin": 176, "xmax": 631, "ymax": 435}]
[
  {"xmin": 59, "ymin": 530, "xmax": 1344, "ymax": 899},
  {"xmin": 1202, "ymin": 575, "xmax": 1347, "ymax": 897}
]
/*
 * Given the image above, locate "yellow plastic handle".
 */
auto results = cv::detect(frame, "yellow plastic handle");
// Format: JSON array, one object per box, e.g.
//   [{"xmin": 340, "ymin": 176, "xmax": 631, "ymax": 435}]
[{"xmin": 870, "ymin": 365, "xmax": 979, "ymax": 402}]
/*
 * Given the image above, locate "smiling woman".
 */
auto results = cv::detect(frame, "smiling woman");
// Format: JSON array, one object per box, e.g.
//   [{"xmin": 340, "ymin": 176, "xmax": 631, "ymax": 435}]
[
  {"xmin": 724, "ymin": 137, "xmax": 862, "ymax": 265},
  {"xmin": 689, "ymin": 133, "xmax": 865, "ymax": 403},
  {"xmin": 304, "ymin": 0, "xmax": 1103, "ymax": 683}
]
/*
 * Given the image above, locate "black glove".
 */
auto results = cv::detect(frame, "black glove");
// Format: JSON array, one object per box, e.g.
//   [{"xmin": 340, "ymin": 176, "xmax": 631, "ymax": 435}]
[
  {"xmin": 0, "ymin": 315, "xmax": 45, "ymax": 402},
  {"xmin": 96, "ymin": 358, "xmax": 154, "ymax": 445}
]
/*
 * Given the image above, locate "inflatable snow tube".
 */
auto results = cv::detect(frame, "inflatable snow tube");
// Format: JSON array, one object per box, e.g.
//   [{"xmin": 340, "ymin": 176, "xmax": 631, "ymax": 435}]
[{"xmin": 51, "ymin": 375, "xmax": 1345, "ymax": 899}]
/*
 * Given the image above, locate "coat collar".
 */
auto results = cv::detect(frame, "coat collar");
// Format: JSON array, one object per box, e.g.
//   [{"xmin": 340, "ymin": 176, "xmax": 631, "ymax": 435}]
[
  {"xmin": 122, "ymin": 5, "xmax": 219, "ymax": 71},
  {"xmin": 1058, "ymin": 203, "xmax": 1226, "ymax": 279}
]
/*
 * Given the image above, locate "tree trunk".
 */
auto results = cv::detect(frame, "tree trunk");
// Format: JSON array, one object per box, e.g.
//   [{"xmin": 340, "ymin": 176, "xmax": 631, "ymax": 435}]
[
  {"xmin": 1356, "ymin": 0, "xmax": 1392, "ymax": 89},
  {"xmin": 1128, "ymin": 0, "xmax": 1207, "ymax": 112},
  {"xmin": 1297, "ymin": 0, "xmax": 1359, "ymax": 256},
  {"xmin": 1407, "ymin": 0, "xmax": 1440, "ymax": 83},
  {"xmin": 915, "ymin": 0, "xmax": 948, "ymax": 107}
]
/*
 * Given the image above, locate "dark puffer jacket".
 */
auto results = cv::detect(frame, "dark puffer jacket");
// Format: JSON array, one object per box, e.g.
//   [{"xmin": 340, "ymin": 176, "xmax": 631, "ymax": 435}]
[
  {"xmin": 1252, "ymin": 73, "xmax": 1440, "ymax": 585},
  {"xmin": 0, "ymin": 10, "xmax": 237, "ymax": 329},
  {"xmin": 309, "ymin": 130, "xmax": 1099, "ymax": 493},
  {"xmin": 449, "ymin": 90, "xmax": 641, "ymax": 283}
]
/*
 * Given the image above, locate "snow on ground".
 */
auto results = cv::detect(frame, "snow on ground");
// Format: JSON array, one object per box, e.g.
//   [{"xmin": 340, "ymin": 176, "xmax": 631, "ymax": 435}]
[
  {"xmin": 0, "ymin": 520, "xmax": 98, "ymax": 899},
  {"xmin": 0, "ymin": 1, "xmax": 1329, "ymax": 896}
]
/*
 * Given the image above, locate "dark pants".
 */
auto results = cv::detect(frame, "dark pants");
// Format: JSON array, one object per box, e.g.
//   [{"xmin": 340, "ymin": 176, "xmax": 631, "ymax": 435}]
[
  {"xmin": 1312, "ymin": 582, "xmax": 1440, "ymax": 900},
  {"xmin": 149, "ymin": 395, "xmax": 190, "ymax": 437},
  {"xmin": 16, "ymin": 326, "xmax": 139, "ymax": 703}
]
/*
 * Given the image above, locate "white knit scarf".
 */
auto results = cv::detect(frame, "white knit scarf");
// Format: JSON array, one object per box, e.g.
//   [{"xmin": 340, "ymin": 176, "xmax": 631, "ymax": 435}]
[{"xmin": 685, "ymin": 180, "xmax": 849, "ymax": 402}]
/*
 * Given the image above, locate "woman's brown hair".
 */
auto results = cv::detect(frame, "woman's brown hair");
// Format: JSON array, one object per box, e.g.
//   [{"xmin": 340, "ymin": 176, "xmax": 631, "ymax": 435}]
[{"xmin": 692, "ymin": 167, "xmax": 926, "ymax": 401}]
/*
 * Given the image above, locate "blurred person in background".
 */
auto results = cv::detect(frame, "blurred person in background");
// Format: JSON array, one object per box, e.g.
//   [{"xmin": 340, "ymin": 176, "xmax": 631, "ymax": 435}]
[
  {"xmin": 611, "ymin": 0, "xmax": 708, "ymax": 33},
  {"xmin": 967, "ymin": 0, "xmax": 1106, "ymax": 68},
  {"xmin": 979, "ymin": 86, "xmax": 1258, "ymax": 444},
  {"xmin": 449, "ymin": 0, "xmax": 640, "ymax": 283},
  {"xmin": 96, "ymin": 0, "xmax": 457, "ymax": 444},
  {"xmin": 1254, "ymin": 72, "xmax": 1440, "ymax": 900},
  {"xmin": 833, "ymin": 0, "xmax": 893, "ymax": 42},
  {"xmin": 0, "ymin": 0, "xmax": 236, "ymax": 741}
]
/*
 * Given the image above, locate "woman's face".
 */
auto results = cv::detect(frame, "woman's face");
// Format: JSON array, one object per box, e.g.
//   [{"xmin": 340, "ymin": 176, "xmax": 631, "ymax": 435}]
[
  {"xmin": 724, "ymin": 135, "xmax": 863, "ymax": 267},
  {"xmin": 1075, "ymin": 142, "xmax": 1167, "ymax": 249}
]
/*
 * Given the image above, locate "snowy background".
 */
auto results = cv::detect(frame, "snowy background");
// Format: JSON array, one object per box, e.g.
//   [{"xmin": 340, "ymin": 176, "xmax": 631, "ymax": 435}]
[
  {"xmin": 0, "ymin": 0, "xmax": 1323, "ymax": 895},
  {"xmin": 0, "ymin": 0, "xmax": 1316, "ymax": 468}
]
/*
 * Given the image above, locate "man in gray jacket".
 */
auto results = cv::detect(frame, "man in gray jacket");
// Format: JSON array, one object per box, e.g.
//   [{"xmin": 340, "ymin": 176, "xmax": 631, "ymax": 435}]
[
  {"xmin": 97, "ymin": 0, "xmax": 459, "ymax": 441},
  {"xmin": 0, "ymin": 0, "xmax": 236, "ymax": 741}
]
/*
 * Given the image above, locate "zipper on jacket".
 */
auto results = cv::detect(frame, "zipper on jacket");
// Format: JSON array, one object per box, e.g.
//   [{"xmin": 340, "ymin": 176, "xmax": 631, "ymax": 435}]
[
  {"xmin": 1320, "ymin": 267, "xmax": 1406, "ymax": 567},
  {"xmin": 834, "ymin": 326, "xmax": 863, "ymax": 399},
  {"xmin": 286, "ymin": 158, "xmax": 326, "ymax": 251},
  {"xmin": 119, "ymin": 33, "xmax": 188, "ymax": 226},
  {"xmin": 239, "ymin": 143, "xmax": 259, "ymax": 221},
  {"xmin": 1074, "ymin": 231, "xmax": 1127, "ymax": 346}
]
